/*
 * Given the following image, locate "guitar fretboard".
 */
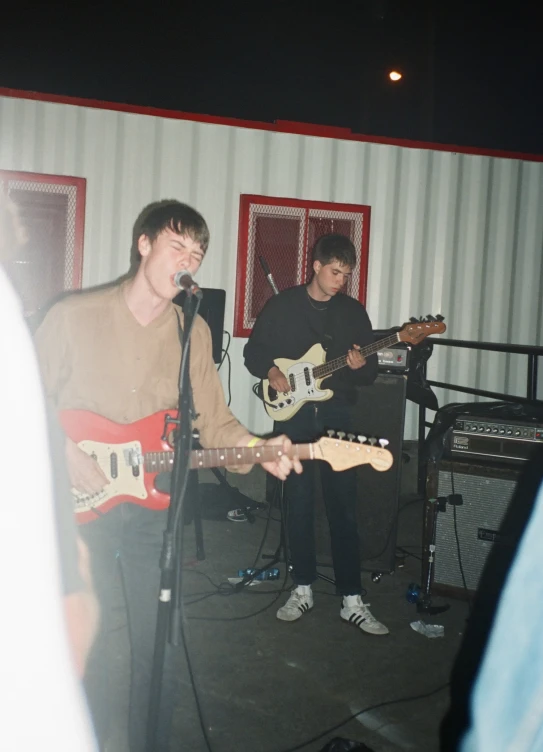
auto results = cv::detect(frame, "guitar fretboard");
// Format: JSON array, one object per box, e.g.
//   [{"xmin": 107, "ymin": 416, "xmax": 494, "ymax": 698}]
[
  {"xmin": 312, "ymin": 332, "xmax": 401, "ymax": 379},
  {"xmin": 144, "ymin": 443, "xmax": 313, "ymax": 473}
]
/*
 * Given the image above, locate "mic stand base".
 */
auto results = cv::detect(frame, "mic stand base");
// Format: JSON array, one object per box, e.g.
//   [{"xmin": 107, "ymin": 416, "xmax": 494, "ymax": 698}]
[{"xmin": 416, "ymin": 594, "xmax": 450, "ymax": 616}]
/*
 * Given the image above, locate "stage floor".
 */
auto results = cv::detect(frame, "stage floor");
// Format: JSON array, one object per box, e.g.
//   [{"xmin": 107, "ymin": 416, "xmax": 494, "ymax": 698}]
[{"xmin": 102, "ymin": 444, "xmax": 470, "ymax": 752}]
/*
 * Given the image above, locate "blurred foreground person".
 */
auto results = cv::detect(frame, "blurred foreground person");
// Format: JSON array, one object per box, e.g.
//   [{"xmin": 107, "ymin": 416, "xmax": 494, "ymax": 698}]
[{"xmin": 0, "ymin": 191, "xmax": 98, "ymax": 750}]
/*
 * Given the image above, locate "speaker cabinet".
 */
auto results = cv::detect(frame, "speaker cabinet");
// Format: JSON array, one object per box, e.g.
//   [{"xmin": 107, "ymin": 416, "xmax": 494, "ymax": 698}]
[
  {"xmin": 425, "ymin": 460, "xmax": 522, "ymax": 598},
  {"xmin": 314, "ymin": 374, "xmax": 407, "ymax": 574},
  {"xmin": 174, "ymin": 288, "xmax": 225, "ymax": 364}
]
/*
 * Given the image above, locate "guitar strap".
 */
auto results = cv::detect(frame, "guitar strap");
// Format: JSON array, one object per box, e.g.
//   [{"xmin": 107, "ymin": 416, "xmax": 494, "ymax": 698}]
[
  {"xmin": 174, "ymin": 309, "xmax": 200, "ymax": 421},
  {"xmin": 321, "ymin": 298, "xmax": 335, "ymax": 352}
]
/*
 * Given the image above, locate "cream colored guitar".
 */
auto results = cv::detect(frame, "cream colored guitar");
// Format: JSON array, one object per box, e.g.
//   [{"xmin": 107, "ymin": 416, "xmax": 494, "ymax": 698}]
[{"xmin": 260, "ymin": 317, "xmax": 446, "ymax": 421}]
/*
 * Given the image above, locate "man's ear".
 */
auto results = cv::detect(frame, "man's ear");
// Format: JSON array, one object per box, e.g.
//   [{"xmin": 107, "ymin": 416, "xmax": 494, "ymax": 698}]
[
  {"xmin": 138, "ymin": 234, "xmax": 152, "ymax": 258},
  {"xmin": 313, "ymin": 260, "xmax": 322, "ymax": 275}
]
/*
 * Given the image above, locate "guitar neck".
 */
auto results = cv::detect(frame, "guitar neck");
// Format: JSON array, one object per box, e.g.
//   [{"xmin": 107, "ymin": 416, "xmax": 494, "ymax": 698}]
[
  {"xmin": 313, "ymin": 332, "xmax": 401, "ymax": 380},
  {"xmin": 143, "ymin": 443, "xmax": 313, "ymax": 473}
]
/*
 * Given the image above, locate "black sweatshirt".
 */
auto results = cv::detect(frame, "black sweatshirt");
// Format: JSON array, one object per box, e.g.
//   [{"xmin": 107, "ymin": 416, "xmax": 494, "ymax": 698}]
[{"xmin": 243, "ymin": 285, "xmax": 378, "ymax": 403}]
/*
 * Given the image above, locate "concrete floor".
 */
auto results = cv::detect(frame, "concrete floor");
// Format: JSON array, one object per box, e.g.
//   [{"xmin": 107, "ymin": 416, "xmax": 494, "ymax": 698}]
[{"xmin": 105, "ymin": 446, "xmax": 470, "ymax": 752}]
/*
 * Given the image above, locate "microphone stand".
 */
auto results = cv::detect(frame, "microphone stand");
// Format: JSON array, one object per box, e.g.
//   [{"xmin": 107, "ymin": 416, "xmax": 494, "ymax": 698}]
[{"xmin": 145, "ymin": 287, "xmax": 202, "ymax": 751}]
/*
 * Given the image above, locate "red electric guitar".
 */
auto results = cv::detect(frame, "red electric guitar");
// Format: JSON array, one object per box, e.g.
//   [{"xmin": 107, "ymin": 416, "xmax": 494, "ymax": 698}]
[{"xmin": 59, "ymin": 409, "xmax": 394, "ymax": 524}]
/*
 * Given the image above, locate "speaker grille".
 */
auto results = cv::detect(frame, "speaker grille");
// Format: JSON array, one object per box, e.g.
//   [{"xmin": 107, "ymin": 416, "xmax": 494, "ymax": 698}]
[{"xmin": 434, "ymin": 468, "xmax": 518, "ymax": 591}]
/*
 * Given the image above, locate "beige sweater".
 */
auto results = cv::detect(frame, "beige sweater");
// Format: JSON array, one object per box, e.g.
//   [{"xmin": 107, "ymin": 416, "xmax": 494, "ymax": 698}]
[{"xmin": 34, "ymin": 282, "xmax": 249, "ymax": 451}]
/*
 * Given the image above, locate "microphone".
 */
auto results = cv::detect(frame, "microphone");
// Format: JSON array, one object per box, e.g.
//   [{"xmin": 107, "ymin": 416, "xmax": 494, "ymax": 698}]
[
  {"xmin": 258, "ymin": 255, "xmax": 280, "ymax": 296},
  {"xmin": 173, "ymin": 270, "xmax": 203, "ymax": 299}
]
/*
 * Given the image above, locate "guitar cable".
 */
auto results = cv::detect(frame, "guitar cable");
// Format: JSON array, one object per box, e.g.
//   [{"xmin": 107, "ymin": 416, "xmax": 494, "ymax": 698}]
[
  {"xmin": 251, "ymin": 380, "xmax": 278, "ymax": 410},
  {"xmin": 450, "ymin": 467, "xmax": 472, "ymax": 613},
  {"xmin": 217, "ymin": 330, "xmax": 230, "ymax": 371},
  {"xmin": 179, "ymin": 551, "xmax": 451, "ymax": 752},
  {"xmin": 184, "ymin": 484, "xmax": 292, "ymax": 618},
  {"xmin": 217, "ymin": 330, "xmax": 233, "ymax": 405}
]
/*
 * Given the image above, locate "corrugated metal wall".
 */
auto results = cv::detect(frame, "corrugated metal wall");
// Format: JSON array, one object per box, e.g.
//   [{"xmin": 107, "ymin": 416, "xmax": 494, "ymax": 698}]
[{"xmin": 1, "ymin": 94, "xmax": 542, "ymax": 438}]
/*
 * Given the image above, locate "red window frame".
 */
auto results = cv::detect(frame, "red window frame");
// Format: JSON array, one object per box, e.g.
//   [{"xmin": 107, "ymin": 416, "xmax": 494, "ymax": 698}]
[
  {"xmin": 0, "ymin": 170, "xmax": 86, "ymax": 317},
  {"xmin": 234, "ymin": 195, "xmax": 371, "ymax": 338}
]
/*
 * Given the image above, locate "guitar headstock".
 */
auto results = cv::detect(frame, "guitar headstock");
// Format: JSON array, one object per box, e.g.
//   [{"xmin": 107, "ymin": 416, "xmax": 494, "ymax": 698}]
[
  {"xmin": 314, "ymin": 431, "xmax": 393, "ymax": 472},
  {"xmin": 398, "ymin": 315, "xmax": 446, "ymax": 345}
]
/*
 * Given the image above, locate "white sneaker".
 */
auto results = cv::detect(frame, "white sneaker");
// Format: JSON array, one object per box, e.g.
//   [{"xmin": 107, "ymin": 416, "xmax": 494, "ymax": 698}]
[
  {"xmin": 340, "ymin": 595, "xmax": 389, "ymax": 635},
  {"xmin": 277, "ymin": 586, "xmax": 314, "ymax": 621}
]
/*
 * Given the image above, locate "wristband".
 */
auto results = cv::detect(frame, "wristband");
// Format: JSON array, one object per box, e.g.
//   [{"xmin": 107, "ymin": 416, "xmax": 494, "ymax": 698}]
[{"xmin": 247, "ymin": 436, "xmax": 262, "ymax": 448}]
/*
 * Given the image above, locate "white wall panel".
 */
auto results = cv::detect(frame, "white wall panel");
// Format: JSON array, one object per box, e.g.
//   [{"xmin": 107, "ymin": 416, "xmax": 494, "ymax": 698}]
[{"xmin": 1, "ymin": 94, "xmax": 542, "ymax": 439}]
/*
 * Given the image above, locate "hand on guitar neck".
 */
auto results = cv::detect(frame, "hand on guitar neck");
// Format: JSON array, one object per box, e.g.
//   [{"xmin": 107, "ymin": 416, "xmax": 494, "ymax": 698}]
[{"xmin": 345, "ymin": 344, "xmax": 366, "ymax": 370}]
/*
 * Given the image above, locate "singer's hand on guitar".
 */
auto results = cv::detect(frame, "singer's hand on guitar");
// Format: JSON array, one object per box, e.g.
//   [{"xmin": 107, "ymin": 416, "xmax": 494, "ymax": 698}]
[
  {"xmin": 65, "ymin": 437, "xmax": 110, "ymax": 495},
  {"xmin": 346, "ymin": 344, "xmax": 366, "ymax": 371},
  {"xmin": 268, "ymin": 365, "xmax": 290, "ymax": 393},
  {"xmin": 259, "ymin": 435, "xmax": 303, "ymax": 481}
]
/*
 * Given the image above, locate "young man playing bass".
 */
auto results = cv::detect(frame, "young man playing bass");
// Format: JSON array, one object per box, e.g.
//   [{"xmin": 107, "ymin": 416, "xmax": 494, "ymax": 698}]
[{"xmin": 244, "ymin": 233, "xmax": 389, "ymax": 635}]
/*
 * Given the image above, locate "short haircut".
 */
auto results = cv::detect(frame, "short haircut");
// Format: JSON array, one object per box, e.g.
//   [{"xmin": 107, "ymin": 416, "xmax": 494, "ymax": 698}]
[
  {"xmin": 312, "ymin": 233, "xmax": 357, "ymax": 269},
  {"xmin": 138, "ymin": 200, "xmax": 210, "ymax": 252}
]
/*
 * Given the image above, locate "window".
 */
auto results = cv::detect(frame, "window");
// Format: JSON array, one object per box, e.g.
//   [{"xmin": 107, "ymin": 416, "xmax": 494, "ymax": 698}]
[
  {"xmin": 0, "ymin": 170, "xmax": 86, "ymax": 324},
  {"xmin": 234, "ymin": 195, "xmax": 370, "ymax": 337}
]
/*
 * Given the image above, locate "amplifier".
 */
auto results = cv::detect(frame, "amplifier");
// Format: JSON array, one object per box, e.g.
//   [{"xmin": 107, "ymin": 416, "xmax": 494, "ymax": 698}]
[
  {"xmin": 449, "ymin": 415, "xmax": 543, "ymax": 464},
  {"xmin": 426, "ymin": 460, "xmax": 522, "ymax": 598},
  {"xmin": 377, "ymin": 345, "xmax": 410, "ymax": 373}
]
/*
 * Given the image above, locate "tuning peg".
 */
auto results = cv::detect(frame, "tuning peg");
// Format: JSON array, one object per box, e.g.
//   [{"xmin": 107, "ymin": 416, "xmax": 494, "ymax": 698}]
[
  {"xmin": 426, "ymin": 315, "xmax": 437, "ymax": 322},
  {"xmin": 367, "ymin": 437, "xmax": 377, "ymax": 446},
  {"xmin": 379, "ymin": 439, "xmax": 390, "ymax": 448},
  {"xmin": 327, "ymin": 430, "xmax": 335, "ymax": 437},
  {"xmin": 436, "ymin": 314, "xmax": 445, "ymax": 321},
  {"xmin": 357, "ymin": 435, "xmax": 367, "ymax": 444},
  {"xmin": 337, "ymin": 431, "xmax": 346, "ymax": 440},
  {"xmin": 409, "ymin": 317, "xmax": 418, "ymax": 324},
  {"xmin": 347, "ymin": 433, "xmax": 355, "ymax": 442}
]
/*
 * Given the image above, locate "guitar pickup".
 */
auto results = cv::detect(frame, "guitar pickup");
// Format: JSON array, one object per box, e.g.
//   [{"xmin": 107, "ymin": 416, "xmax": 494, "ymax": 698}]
[
  {"xmin": 289, "ymin": 373, "xmax": 296, "ymax": 392},
  {"xmin": 110, "ymin": 452, "xmax": 118, "ymax": 479}
]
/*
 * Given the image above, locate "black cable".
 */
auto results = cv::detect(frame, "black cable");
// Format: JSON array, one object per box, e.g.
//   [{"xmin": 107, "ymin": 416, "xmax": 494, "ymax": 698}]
[
  {"xmin": 450, "ymin": 468, "xmax": 472, "ymax": 613},
  {"xmin": 356, "ymin": 476, "xmax": 423, "ymax": 564},
  {"xmin": 398, "ymin": 495, "xmax": 425, "ymax": 513},
  {"xmin": 359, "ymin": 505, "xmax": 399, "ymax": 563},
  {"xmin": 395, "ymin": 545, "xmax": 422, "ymax": 561},
  {"xmin": 217, "ymin": 329, "xmax": 231, "ymax": 371},
  {"xmin": 225, "ymin": 350, "xmax": 232, "ymax": 406},
  {"xmin": 251, "ymin": 380, "xmax": 278, "ymax": 409},
  {"xmin": 234, "ymin": 490, "xmax": 279, "ymax": 589},
  {"xmin": 187, "ymin": 587, "xmax": 286, "ymax": 622},
  {"xmin": 276, "ymin": 682, "xmax": 450, "ymax": 752},
  {"xmin": 217, "ymin": 330, "xmax": 232, "ymax": 405},
  {"xmin": 177, "ymin": 573, "xmax": 214, "ymax": 752},
  {"xmin": 180, "ymin": 484, "xmax": 291, "ymax": 615}
]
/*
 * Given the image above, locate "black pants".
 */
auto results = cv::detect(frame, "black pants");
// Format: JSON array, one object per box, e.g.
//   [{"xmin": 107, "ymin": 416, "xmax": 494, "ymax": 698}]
[
  {"xmin": 80, "ymin": 503, "xmax": 178, "ymax": 752},
  {"xmin": 277, "ymin": 399, "xmax": 362, "ymax": 595}
]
